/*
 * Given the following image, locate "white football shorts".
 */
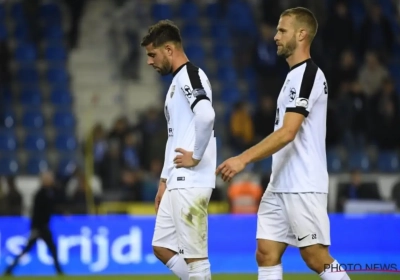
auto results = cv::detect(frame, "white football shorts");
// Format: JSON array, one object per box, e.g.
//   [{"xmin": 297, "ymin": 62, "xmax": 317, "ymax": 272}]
[
  {"xmin": 152, "ymin": 187, "xmax": 213, "ymax": 258},
  {"xmin": 256, "ymin": 190, "xmax": 331, "ymax": 247}
]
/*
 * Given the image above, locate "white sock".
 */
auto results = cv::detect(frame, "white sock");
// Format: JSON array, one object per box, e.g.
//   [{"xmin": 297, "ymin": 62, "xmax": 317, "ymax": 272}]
[
  {"xmin": 188, "ymin": 259, "xmax": 211, "ymax": 280},
  {"xmin": 320, "ymin": 260, "xmax": 351, "ymax": 280},
  {"xmin": 258, "ymin": 264, "xmax": 283, "ymax": 280},
  {"xmin": 166, "ymin": 254, "xmax": 189, "ymax": 280}
]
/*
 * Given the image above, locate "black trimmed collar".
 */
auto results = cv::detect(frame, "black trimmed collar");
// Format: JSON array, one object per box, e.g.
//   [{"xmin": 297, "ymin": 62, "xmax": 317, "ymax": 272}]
[
  {"xmin": 290, "ymin": 58, "xmax": 312, "ymax": 71},
  {"xmin": 172, "ymin": 62, "xmax": 190, "ymax": 77}
]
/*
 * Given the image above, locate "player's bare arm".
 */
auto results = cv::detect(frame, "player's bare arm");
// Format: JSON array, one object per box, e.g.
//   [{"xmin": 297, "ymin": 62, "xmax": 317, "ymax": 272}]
[{"xmin": 216, "ymin": 112, "xmax": 304, "ymax": 182}]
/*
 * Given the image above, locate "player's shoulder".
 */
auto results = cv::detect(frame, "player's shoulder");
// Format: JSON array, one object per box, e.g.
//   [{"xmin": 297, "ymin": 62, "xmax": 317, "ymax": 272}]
[
  {"xmin": 289, "ymin": 59, "xmax": 325, "ymax": 84},
  {"xmin": 175, "ymin": 62, "xmax": 209, "ymax": 92}
]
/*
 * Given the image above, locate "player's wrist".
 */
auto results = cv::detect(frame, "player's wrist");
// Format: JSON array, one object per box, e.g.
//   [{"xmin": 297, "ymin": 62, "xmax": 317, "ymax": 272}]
[{"xmin": 238, "ymin": 152, "xmax": 251, "ymax": 166}]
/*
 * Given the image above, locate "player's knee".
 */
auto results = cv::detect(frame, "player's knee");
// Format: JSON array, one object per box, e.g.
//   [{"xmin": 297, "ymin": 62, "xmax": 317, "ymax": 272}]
[
  {"xmin": 300, "ymin": 245, "xmax": 330, "ymax": 273},
  {"xmin": 152, "ymin": 246, "xmax": 175, "ymax": 264},
  {"xmin": 255, "ymin": 247, "xmax": 281, "ymax": 266}
]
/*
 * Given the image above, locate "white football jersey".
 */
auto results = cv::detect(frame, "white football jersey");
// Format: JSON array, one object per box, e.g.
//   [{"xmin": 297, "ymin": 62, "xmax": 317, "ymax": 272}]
[
  {"xmin": 268, "ymin": 59, "xmax": 329, "ymax": 193},
  {"xmin": 161, "ymin": 62, "xmax": 216, "ymax": 189}
]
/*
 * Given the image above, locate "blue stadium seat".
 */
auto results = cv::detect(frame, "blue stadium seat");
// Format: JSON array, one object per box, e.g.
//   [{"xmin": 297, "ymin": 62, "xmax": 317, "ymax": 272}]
[
  {"xmin": 39, "ymin": 2, "xmax": 62, "ymax": 24},
  {"xmin": 44, "ymin": 45, "xmax": 67, "ymax": 62},
  {"xmin": 43, "ymin": 26, "xmax": 63, "ymax": 40},
  {"xmin": 0, "ymin": 23, "xmax": 7, "ymax": 41},
  {"xmin": 26, "ymin": 155, "xmax": 49, "ymax": 175},
  {"xmin": 22, "ymin": 110, "xmax": 44, "ymax": 129},
  {"xmin": 0, "ymin": 131, "xmax": 17, "ymax": 152},
  {"xmin": 0, "ymin": 87, "xmax": 13, "ymax": 107},
  {"xmin": 213, "ymin": 44, "xmax": 233, "ymax": 62},
  {"xmin": 217, "ymin": 66, "xmax": 237, "ymax": 83},
  {"xmin": 53, "ymin": 111, "xmax": 75, "ymax": 128},
  {"xmin": 185, "ymin": 44, "xmax": 205, "ymax": 63},
  {"xmin": 327, "ymin": 150, "xmax": 343, "ymax": 173},
  {"xmin": 348, "ymin": 151, "xmax": 370, "ymax": 172},
  {"xmin": 220, "ymin": 85, "xmax": 240, "ymax": 104},
  {"xmin": 47, "ymin": 67, "xmax": 69, "ymax": 86},
  {"xmin": 377, "ymin": 151, "xmax": 400, "ymax": 173},
  {"xmin": 179, "ymin": 1, "xmax": 199, "ymax": 21},
  {"xmin": 50, "ymin": 87, "xmax": 72, "ymax": 106},
  {"xmin": 14, "ymin": 23, "xmax": 29, "ymax": 41},
  {"xmin": 0, "ymin": 110, "xmax": 16, "ymax": 129},
  {"xmin": 151, "ymin": 3, "xmax": 172, "ymax": 21},
  {"xmin": 10, "ymin": 2, "xmax": 24, "ymax": 21},
  {"xmin": 0, "ymin": 156, "xmax": 19, "ymax": 176},
  {"xmin": 58, "ymin": 157, "xmax": 77, "ymax": 177},
  {"xmin": 15, "ymin": 44, "xmax": 37, "ymax": 63},
  {"xmin": 181, "ymin": 22, "xmax": 202, "ymax": 41},
  {"xmin": 24, "ymin": 132, "xmax": 47, "ymax": 152},
  {"xmin": 55, "ymin": 133, "xmax": 77, "ymax": 151},
  {"xmin": 20, "ymin": 87, "xmax": 42, "ymax": 106},
  {"xmin": 210, "ymin": 23, "xmax": 230, "ymax": 40},
  {"xmin": 205, "ymin": 2, "xmax": 220, "ymax": 19},
  {"xmin": 226, "ymin": 0, "xmax": 257, "ymax": 36},
  {"xmin": 16, "ymin": 66, "xmax": 39, "ymax": 84}
]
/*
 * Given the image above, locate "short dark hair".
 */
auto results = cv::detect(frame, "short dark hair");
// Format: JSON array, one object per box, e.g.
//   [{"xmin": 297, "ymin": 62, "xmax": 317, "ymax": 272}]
[
  {"xmin": 140, "ymin": 20, "xmax": 182, "ymax": 47},
  {"xmin": 281, "ymin": 7, "xmax": 318, "ymax": 41}
]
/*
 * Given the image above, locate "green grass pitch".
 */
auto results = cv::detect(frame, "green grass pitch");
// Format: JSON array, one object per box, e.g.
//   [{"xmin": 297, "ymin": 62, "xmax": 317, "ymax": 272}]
[{"xmin": 2, "ymin": 274, "xmax": 399, "ymax": 279}]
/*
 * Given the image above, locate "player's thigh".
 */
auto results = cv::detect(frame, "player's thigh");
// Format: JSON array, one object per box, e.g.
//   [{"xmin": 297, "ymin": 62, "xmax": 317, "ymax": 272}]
[
  {"xmin": 171, "ymin": 187, "xmax": 212, "ymax": 259},
  {"xmin": 284, "ymin": 193, "xmax": 331, "ymax": 248},
  {"xmin": 152, "ymin": 189, "xmax": 179, "ymax": 253},
  {"xmin": 257, "ymin": 190, "xmax": 293, "ymax": 248}
]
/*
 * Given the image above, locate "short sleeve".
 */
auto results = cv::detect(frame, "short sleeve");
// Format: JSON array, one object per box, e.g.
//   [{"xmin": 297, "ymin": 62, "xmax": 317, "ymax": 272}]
[
  {"xmin": 178, "ymin": 64, "xmax": 211, "ymax": 111},
  {"xmin": 286, "ymin": 63, "xmax": 322, "ymax": 117}
]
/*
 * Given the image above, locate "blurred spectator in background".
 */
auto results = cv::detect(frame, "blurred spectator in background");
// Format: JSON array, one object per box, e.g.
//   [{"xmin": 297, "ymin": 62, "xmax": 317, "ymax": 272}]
[
  {"xmin": 330, "ymin": 50, "xmax": 358, "ymax": 99},
  {"xmin": 136, "ymin": 107, "xmax": 166, "ymax": 170},
  {"xmin": 336, "ymin": 169, "xmax": 382, "ymax": 212},
  {"xmin": 0, "ymin": 176, "xmax": 22, "ymax": 216},
  {"xmin": 141, "ymin": 158, "xmax": 162, "ymax": 202},
  {"xmin": 119, "ymin": 168, "xmax": 142, "ymax": 202},
  {"xmin": 323, "ymin": 0, "xmax": 354, "ymax": 62},
  {"xmin": 252, "ymin": 95, "xmax": 275, "ymax": 142},
  {"xmin": 64, "ymin": 0, "xmax": 87, "ymax": 49},
  {"xmin": 109, "ymin": 116, "xmax": 130, "ymax": 148},
  {"xmin": 66, "ymin": 167, "xmax": 102, "ymax": 214},
  {"xmin": 229, "ymin": 101, "xmax": 254, "ymax": 153},
  {"xmin": 227, "ymin": 173, "xmax": 263, "ymax": 214},
  {"xmin": 358, "ymin": 51, "xmax": 389, "ymax": 97},
  {"xmin": 359, "ymin": 1, "xmax": 394, "ymax": 61},
  {"xmin": 97, "ymin": 139, "xmax": 122, "ymax": 189},
  {"xmin": 371, "ymin": 101, "xmax": 400, "ymax": 151},
  {"xmin": 122, "ymin": 132, "xmax": 140, "ymax": 170},
  {"xmin": 4, "ymin": 171, "xmax": 63, "ymax": 276},
  {"xmin": 91, "ymin": 123, "xmax": 108, "ymax": 175},
  {"xmin": 252, "ymin": 23, "xmax": 284, "ymax": 97}
]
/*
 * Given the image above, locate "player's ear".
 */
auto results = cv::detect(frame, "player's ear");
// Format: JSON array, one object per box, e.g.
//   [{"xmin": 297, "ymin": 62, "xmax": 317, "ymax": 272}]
[
  {"xmin": 298, "ymin": 28, "xmax": 307, "ymax": 42},
  {"xmin": 164, "ymin": 44, "xmax": 173, "ymax": 56}
]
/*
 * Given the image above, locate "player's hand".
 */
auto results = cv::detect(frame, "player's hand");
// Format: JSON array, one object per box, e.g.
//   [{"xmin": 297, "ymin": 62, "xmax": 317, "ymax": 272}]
[
  {"xmin": 215, "ymin": 156, "xmax": 246, "ymax": 182},
  {"xmin": 174, "ymin": 148, "xmax": 200, "ymax": 168},
  {"xmin": 155, "ymin": 180, "xmax": 166, "ymax": 214}
]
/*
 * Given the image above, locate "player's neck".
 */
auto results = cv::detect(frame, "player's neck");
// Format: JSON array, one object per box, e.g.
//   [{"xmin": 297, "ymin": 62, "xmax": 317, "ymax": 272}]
[
  {"xmin": 171, "ymin": 53, "xmax": 189, "ymax": 74},
  {"xmin": 286, "ymin": 50, "xmax": 311, "ymax": 70}
]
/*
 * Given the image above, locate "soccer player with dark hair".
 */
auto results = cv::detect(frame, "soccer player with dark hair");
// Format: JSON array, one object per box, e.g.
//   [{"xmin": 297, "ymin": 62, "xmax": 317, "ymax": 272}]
[
  {"xmin": 141, "ymin": 20, "xmax": 216, "ymax": 280},
  {"xmin": 216, "ymin": 7, "xmax": 351, "ymax": 280}
]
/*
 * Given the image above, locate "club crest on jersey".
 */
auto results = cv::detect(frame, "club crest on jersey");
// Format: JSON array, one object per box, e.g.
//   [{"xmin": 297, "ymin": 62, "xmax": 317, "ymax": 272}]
[
  {"xmin": 183, "ymin": 85, "xmax": 192, "ymax": 98},
  {"xmin": 296, "ymin": 97, "xmax": 309, "ymax": 108},
  {"xmin": 289, "ymin": 87, "xmax": 296, "ymax": 101},
  {"xmin": 170, "ymin": 85, "xmax": 175, "ymax": 98}
]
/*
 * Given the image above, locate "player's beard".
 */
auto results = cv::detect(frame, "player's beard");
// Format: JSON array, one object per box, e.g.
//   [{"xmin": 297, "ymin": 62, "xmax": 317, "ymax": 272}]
[
  {"xmin": 277, "ymin": 35, "xmax": 297, "ymax": 58},
  {"xmin": 158, "ymin": 56, "xmax": 172, "ymax": 76}
]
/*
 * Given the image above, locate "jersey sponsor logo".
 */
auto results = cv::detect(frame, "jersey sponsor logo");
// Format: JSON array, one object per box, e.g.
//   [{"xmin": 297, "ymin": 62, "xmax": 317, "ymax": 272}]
[
  {"xmin": 170, "ymin": 85, "xmax": 175, "ymax": 98},
  {"xmin": 295, "ymin": 97, "xmax": 309, "ymax": 108},
  {"xmin": 289, "ymin": 87, "xmax": 296, "ymax": 101},
  {"xmin": 324, "ymin": 81, "xmax": 328, "ymax": 95},
  {"xmin": 192, "ymin": 88, "xmax": 207, "ymax": 98},
  {"xmin": 168, "ymin": 127, "xmax": 173, "ymax": 137},
  {"xmin": 177, "ymin": 177, "xmax": 185, "ymax": 181},
  {"xmin": 183, "ymin": 85, "xmax": 192, "ymax": 98}
]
